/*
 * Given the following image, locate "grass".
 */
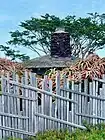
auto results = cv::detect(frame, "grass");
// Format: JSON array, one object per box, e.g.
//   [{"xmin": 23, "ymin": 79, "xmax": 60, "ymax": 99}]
[{"xmin": 2, "ymin": 123, "xmax": 105, "ymax": 140}]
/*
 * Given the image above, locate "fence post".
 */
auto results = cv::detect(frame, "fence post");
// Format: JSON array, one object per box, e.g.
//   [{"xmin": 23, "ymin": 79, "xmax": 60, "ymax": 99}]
[
  {"xmin": 95, "ymin": 80, "xmax": 98, "ymax": 124},
  {"xmin": 84, "ymin": 79, "xmax": 88, "ymax": 123},
  {"xmin": 31, "ymin": 73, "xmax": 37, "ymax": 134},
  {"xmin": 93, "ymin": 80, "xmax": 96, "ymax": 125},
  {"xmin": 102, "ymin": 75, "xmax": 105, "ymax": 120},
  {"xmin": 55, "ymin": 72, "xmax": 60, "ymax": 129},
  {"xmin": 0, "ymin": 74, "xmax": 3, "ymax": 138},
  {"xmin": 29, "ymin": 72, "xmax": 36, "ymax": 134},
  {"xmin": 78, "ymin": 81, "xmax": 82, "ymax": 125},
  {"xmin": 24, "ymin": 71, "xmax": 29, "ymax": 133},
  {"xmin": 66, "ymin": 79, "xmax": 70, "ymax": 128},
  {"xmin": 71, "ymin": 80, "xmax": 74, "ymax": 127},
  {"xmin": 48, "ymin": 79, "xmax": 53, "ymax": 129},
  {"xmin": 34, "ymin": 74, "xmax": 38, "ymax": 134},
  {"xmin": 1, "ymin": 74, "xmax": 6, "ymax": 137},
  {"xmin": 63, "ymin": 74, "xmax": 67, "ymax": 128}
]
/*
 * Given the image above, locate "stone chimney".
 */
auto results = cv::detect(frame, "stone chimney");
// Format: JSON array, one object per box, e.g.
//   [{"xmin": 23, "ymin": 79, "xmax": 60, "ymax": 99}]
[{"xmin": 50, "ymin": 28, "xmax": 71, "ymax": 58}]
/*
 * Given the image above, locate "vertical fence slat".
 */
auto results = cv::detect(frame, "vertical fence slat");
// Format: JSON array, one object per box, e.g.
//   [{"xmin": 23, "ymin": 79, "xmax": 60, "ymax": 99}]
[
  {"xmin": 103, "ymin": 75, "xmax": 105, "ymax": 121},
  {"xmin": 0, "ymin": 76, "xmax": 3, "ymax": 139},
  {"xmin": 88, "ymin": 82, "xmax": 92, "ymax": 124},
  {"xmin": 49, "ymin": 79, "xmax": 53, "ymax": 129},
  {"xmin": 2, "ymin": 71, "xmax": 105, "ymax": 138},
  {"xmin": 29, "ymin": 72, "xmax": 33, "ymax": 134},
  {"xmin": 2, "ymin": 75, "xmax": 5, "ymax": 137},
  {"xmin": 21, "ymin": 75, "xmax": 26, "ymax": 139},
  {"xmin": 6, "ymin": 73, "xmax": 10, "ymax": 137},
  {"xmin": 16, "ymin": 74, "xmax": 20, "ymax": 137},
  {"xmin": 66, "ymin": 79, "xmax": 70, "ymax": 128},
  {"xmin": 24, "ymin": 71, "xmax": 29, "ymax": 133},
  {"xmin": 41, "ymin": 79, "xmax": 45, "ymax": 132},
  {"xmin": 30, "ymin": 72, "xmax": 35, "ymax": 134},
  {"xmin": 100, "ymin": 88, "xmax": 103, "ymax": 123},
  {"xmin": 71, "ymin": 81, "xmax": 74, "ymax": 128},
  {"xmin": 0, "ymin": 76, "xmax": 2, "ymax": 138},
  {"xmin": 92, "ymin": 80, "xmax": 96, "ymax": 125},
  {"xmin": 78, "ymin": 81, "xmax": 82, "ymax": 125},
  {"xmin": 75, "ymin": 84, "xmax": 79, "ymax": 125},
  {"xmin": 31, "ymin": 73, "xmax": 37, "ymax": 134},
  {"xmin": 55, "ymin": 72, "xmax": 60, "ymax": 129},
  {"xmin": 12, "ymin": 72, "xmax": 16, "ymax": 138},
  {"xmin": 34, "ymin": 76, "xmax": 38, "ymax": 134},
  {"xmin": 62, "ymin": 75, "xmax": 67, "ymax": 128},
  {"xmin": 95, "ymin": 81, "xmax": 98, "ymax": 124},
  {"xmin": 84, "ymin": 79, "xmax": 88, "ymax": 123},
  {"xmin": 43, "ymin": 76, "xmax": 47, "ymax": 130}
]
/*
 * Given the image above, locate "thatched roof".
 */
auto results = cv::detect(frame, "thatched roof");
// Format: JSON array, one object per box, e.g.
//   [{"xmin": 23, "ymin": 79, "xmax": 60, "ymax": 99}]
[{"xmin": 24, "ymin": 55, "xmax": 77, "ymax": 69}]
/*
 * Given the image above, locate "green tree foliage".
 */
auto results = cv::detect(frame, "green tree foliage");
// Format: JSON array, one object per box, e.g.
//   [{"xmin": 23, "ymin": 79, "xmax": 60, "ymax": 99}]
[
  {"xmin": 1, "ymin": 12, "xmax": 105, "ymax": 60},
  {"xmin": 0, "ymin": 45, "xmax": 30, "ymax": 61}
]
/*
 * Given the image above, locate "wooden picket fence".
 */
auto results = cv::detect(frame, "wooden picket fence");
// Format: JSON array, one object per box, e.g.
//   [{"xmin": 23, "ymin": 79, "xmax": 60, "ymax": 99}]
[{"xmin": 0, "ymin": 71, "xmax": 105, "ymax": 139}]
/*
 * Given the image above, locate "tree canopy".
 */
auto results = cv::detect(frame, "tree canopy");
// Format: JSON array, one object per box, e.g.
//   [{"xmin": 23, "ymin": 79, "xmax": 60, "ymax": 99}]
[
  {"xmin": 1, "ymin": 12, "xmax": 105, "ymax": 60},
  {"xmin": 0, "ymin": 45, "xmax": 30, "ymax": 61}
]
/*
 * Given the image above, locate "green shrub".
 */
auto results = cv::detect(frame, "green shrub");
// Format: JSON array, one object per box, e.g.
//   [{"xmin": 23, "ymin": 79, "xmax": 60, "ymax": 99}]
[
  {"xmin": 31, "ymin": 123, "xmax": 105, "ymax": 140},
  {"xmin": 34, "ymin": 129, "xmax": 71, "ymax": 140},
  {"xmin": 2, "ymin": 123, "xmax": 105, "ymax": 140}
]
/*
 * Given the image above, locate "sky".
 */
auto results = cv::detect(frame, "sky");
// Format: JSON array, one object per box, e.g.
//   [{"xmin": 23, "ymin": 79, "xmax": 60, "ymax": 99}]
[{"xmin": 0, "ymin": 0, "xmax": 105, "ymax": 59}]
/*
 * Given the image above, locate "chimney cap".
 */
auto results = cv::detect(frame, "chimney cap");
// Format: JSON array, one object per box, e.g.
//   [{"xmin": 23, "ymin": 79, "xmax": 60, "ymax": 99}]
[{"xmin": 54, "ymin": 27, "xmax": 68, "ymax": 33}]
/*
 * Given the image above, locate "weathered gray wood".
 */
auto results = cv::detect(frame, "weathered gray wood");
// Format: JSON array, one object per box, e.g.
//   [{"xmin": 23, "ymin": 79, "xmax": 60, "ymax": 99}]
[
  {"xmin": 24, "ymin": 71, "xmax": 29, "ymax": 133},
  {"xmin": 12, "ymin": 72, "xmax": 18, "ymax": 137},
  {"xmin": 66, "ymin": 79, "xmax": 70, "ymax": 128},
  {"xmin": 89, "ymin": 82, "xmax": 93, "ymax": 124},
  {"xmin": 33, "ymin": 75, "xmax": 38, "ymax": 134},
  {"xmin": 92, "ymin": 80, "xmax": 96, "ymax": 124},
  {"xmin": 71, "ymin": 81, "xmax": 74, "ymax": 130},
  {"xmin": 44, "ymin": 75, "xmax": 50, "ymax": 130},
  {"xmin": 0, "ymin": 125, "xmax": 35, "ymax": 136},
  {"xmin": 93, "ymin": 77, "xmax": 105, "ymax": 83},
  {"xmin": 2, "ymin": 92, "xmax": 38, "ymax": 101},
  {"xmin": 11, "ymin": 72, "xmax": 16, "ymax": 137},
  {"xmin": 5, "ymin": 73, "xmax": 9, "ymax": 137},
  {"xmin": 74, "ymin": 84, "xmax": 79, "ymax": 125},
  {"xmin": 95, "ymin": 81, "xmax": 98, "ymax": 124},
  {"xmin": 2, "ymin": 77, "xmax": 77, "ymax": 103},
  {"xmin": 84, "ymin": 79, "xmax": 88, "ymax": 114},
  {"xmin": 0, "ymin": 112, "xmax": 28, "ymax": 119},
  {"xmin": 34, "ymin": 112, "xmax": 86, "ymax": 129},
  {"xmin": 40, "ymin": 79, "xmax": 44, "ymax": 132},
  {"xmin": 100, "ymin": 88, "xmax": 103, "ymax": 123},
  {"xmin": 61, "ymin": 88, "xmax": 105, "ymax": 101},
  {"xmin": 76, "ymin": 113, "xmax": 105, "ymax": 120},
  {"xmin": 28, "ymin": 72, "xmax": 34, "ymax": 133},
  {"xmin": 63, "ymin": 75, "xmax": 68, "ymax": 129},
  {"xmin": 2, "ymin": 75, "xmax": 6, "ymax": 137},
  {"xmin": 21, "ymin": 75, "xmax": 26, "ymax": 139},
  {"xmin": 49, "ymin": 80, "xmax": 53, "ymax": 129},
  {"xmin": 31, "ymin": 73, "xmax": 37, "ymax": 134},
  {"xmin": 102, "ymin": 75, "xmax": 105, "ymax": 122},
  {"xmin": 56, "ymin": 73, "xmax": 61, "ymax": 129},
  {"xmin": 2, "ymin": 72, "xmax": 105, "ymax": 138},
  {"xmin": 16, "ymin": 74, "xmax": 23, "ymax": 138},
  {"xmin": 30, "ymin": 72, "xmax": 36, "ymax": 134},
  {"xmin": 78, "ymin": 81, "xmax": 82, "ymax": 125},
  {"xmin": 0, "ymin": 78, "xmax": 2, "ymax": 138}
]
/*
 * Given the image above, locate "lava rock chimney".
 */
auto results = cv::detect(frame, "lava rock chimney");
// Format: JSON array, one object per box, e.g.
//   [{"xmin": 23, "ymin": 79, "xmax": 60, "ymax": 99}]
[{"xmin": 50, "ymin": 28, "xmax": 71, "ymax": 58}]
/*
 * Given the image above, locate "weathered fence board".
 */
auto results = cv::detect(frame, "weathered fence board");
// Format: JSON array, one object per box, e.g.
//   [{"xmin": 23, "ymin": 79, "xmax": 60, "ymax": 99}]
[{"xmin": 0, "ymin": 72, "xmax": 105, "ymax": 139}]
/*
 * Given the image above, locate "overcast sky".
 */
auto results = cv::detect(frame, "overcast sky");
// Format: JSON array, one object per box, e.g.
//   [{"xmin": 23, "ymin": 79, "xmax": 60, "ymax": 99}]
[{"xmin": 0, "ymin": 0, "xmax": 105, "ymax": 58}]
